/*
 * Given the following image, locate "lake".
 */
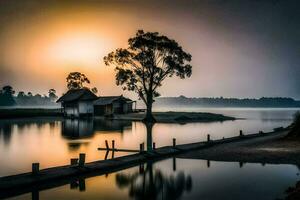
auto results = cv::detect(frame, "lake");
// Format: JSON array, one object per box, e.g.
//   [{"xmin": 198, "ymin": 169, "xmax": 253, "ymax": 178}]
[
  {"xmin": 0, "ymin": 108, "xmax": 298, "ymax": 177},
  {"xmin": 0, "ymin": 108, "xmax": 299, "ymax": 199}
]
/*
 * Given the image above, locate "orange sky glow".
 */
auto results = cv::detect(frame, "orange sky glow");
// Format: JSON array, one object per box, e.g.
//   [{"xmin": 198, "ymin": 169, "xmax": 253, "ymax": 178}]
[{"xmin": 0, "ymin": 0, "xmax": 299, "ymax": 99}]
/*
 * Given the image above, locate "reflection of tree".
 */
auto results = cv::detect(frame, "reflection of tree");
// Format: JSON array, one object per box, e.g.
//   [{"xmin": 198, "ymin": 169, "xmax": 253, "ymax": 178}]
[
  {"xmin": 116, "ymin": 161, "xmax": 192, "ymax": 200},
  {"xmin": 0, "ymin": 123, "xmax": 13, "ymax": 145},
  {"xmin": 145, "ymin": 122, "xmax": 154, "ymax": 152}
]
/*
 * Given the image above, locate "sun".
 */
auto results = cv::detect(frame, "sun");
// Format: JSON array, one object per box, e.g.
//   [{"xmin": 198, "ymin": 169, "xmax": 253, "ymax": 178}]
[{"xmin": 47, "ymin": 32, "xmax": 107, "ymax": 67}]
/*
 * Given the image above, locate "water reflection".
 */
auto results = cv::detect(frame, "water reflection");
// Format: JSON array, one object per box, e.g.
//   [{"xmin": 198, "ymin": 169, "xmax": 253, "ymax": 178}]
[
  {"xmin": 62, "ymin": 119, "xmax": 132, "ymax": 139},
  {"xmin": 0, "ymin": 118, "xmax": 60, "ymax": 146},
  {"xmin": 62, "ymin": 119, "xmax": 94, "ymax": 139},
  {"xmin": 0, "ymin": 159, "xmax": 299, "ymax": 200},
  {"xmin": 0, "ymin": 122, "xmax": 13, "ymax": 145},
  {"xmin": 116, "ymin": 160, "xmax": 192, "ymax": 200}
]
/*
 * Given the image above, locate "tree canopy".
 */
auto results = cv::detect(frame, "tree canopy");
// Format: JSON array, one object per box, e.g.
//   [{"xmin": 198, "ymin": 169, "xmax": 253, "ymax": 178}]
[
  {"xmin": 104, "ymin": 30, "xmax": 192, "ymax": 121},
  {"xmin": 66, "ymin": 72, "xmax": 90, "ymax": 90}
]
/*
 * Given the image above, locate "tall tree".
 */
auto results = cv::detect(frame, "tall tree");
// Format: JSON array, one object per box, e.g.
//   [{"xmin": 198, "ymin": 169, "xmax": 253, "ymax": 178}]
[
  {"xmin": 2, "ymin": 85, "xmax": 14, "ymax": 95},
  {"xmin": 66, "ymin": 72, "xmax": 90, "ymax": 90},
  {"xmin": 104, "ymin": 30, "xmax": 192, "ymax": 122},
  {"xmin": 0, "ymin": 85, "xmax": 16, "ymax": 106},
  {"xmin": 17, "ymin": 91, "xmax": 25, "ymax": 98}
]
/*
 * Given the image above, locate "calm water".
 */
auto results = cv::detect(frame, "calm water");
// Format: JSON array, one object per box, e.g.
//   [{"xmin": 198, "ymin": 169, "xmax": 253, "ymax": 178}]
[
  {"xmin": 0, "ymin": 108, "xmax": 299, "ymax": 199},
  {"xmin": 0, "ymin": 108, "xmax": 298, "ymax": 177},
  {"xmin": 5, "ymin": 159, "xmax": 300, "ymax": 200}
]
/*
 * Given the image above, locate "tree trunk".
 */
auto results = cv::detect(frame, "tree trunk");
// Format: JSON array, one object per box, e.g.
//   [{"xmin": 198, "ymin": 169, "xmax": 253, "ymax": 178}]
[{"xmin": 143, "ymin": 98, "xmax": 156, "ymax": 123}]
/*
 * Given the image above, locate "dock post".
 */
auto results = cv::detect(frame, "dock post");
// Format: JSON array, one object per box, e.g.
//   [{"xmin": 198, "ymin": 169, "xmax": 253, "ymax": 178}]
[
  {"xmin": 259, "ymin": 131, "xmax": 263, "ymax": 134},
  {"xmin": 104, "ymin": 151, "xmax": 109, "ymax": 160},
  {"xmin": 70, "ymin": 158, "xmax": 78, "ymax": 165},
  {"xmin": 207, "ymin": 134, "xmax": 210, "ymax": 142},
  {"xmin": 78, "ymin": 153, "xmax": 85, "ymax": 167},
  {"xmin": 32, "ymin": 163, "xmax": 40, "ymax": 175},
  {"xmin": 153, "ymin": 142, "xmax": 156, "ymax": 150},
  {"xmin": 173, "ymin": 138, "xmax": 176, "ymax": 147},
  {"xmin": 239, "ymin": 130, "xmax": 243, "ymax": 137},
  {"xmin": 112, "ymin": 140, "xmax": 115, "ymax": 150},
  {"xmin": 140, "ymin": 143, "xmax": 144, "ymax": 153},
  {"xmin": 105, "ymin": 140, "xmax": 109, "ymax": 150}
]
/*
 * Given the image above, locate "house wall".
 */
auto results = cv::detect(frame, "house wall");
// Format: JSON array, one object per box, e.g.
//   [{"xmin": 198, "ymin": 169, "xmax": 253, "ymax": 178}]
[
  {"xmin": 64, "ymin": 103, "xmax": 79, "ymax": 117},
  {"xmin": 112, "ymin": 102, "xmax": 122, "ymax": 113},
  {"xmin": 78, "ymin": 101, "xmax": 94, "ymax": 115},
  {"xmin": 105, "ymin": 104, "xmax": 113, "ymax": 115},
  {"xmin": 123, "ymin": 102, "xmax": 133, "ymax": 113}
]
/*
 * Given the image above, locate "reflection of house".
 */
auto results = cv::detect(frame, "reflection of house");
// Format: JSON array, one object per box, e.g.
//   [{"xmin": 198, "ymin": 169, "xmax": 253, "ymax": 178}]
[
  {"xmin": 61, "ymin": 118, "xmax": 132, "ymax": 138},
  {"xmin": 62, "ymin": 119, "xmax": 94, "ymax": 139},
  {"xmin": 57, "ymin": 89, "xmax": 98, "ymax": 118},
  {"xmin": 94, "ymin": 96, "xmax": 134, "ymax": 116},
  {"xmin": 57, "ymin": 89, "xmax": 135, "ymax": 118}
]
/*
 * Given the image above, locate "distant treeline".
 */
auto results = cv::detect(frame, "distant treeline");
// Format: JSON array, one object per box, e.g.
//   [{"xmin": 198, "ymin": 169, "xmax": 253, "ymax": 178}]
[
  {"xmin": 0, "ymin": 85, "xmax": 58, "ymax": 107},
  {"xmin": 155, "ymin": 96, "xmax": 300, "ymax": 108}
]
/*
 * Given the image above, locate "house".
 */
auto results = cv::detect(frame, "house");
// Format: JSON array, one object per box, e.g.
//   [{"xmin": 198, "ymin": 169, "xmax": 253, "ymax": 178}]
[
  {"xmin": 94, "ymin": 96, "xmax": 134, "ymax": 116},
  {"xmin": 57, "ymin": 89, "xmax": 98, "ymax": 118},
  {"xmin": 57, "ymin": 89, "xmax": 135, "ymax": 118}
]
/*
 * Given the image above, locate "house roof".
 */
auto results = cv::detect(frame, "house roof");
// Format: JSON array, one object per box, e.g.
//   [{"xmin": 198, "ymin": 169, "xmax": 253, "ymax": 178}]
[
  {"xmin": 56, "ymin": 89, "xmax": 98, "ymax": 103},
  {"xmin": 94, "ymin": 96, "xmax": 133, "ymax": 106}
]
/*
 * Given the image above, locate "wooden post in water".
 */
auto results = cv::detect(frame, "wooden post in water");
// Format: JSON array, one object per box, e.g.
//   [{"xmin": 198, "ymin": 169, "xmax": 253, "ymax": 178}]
[
  {"xmin": 259, "ymin": 131, "xmax": 263, "ymax": 134},
  {"xmin": 153, "ymin": 142, "xmax": 156, "ymax": 150},
  {"xmin": 70, "ymin": 158, "xmax": 78, "ymax": 165},
  {"xmin": 32, "ymin": 163, "xmax": 40, "ymax": 175},
  {"xmin": 104, "ymin": 151, "xmax": 109, "ymax": 160},
  {"xmin": 142, "ymin": 142, "xmax": 145, "ymax": 151},
  {"xmin": 173, "ymin": 138, "xmax": 176, "ymax": 147},
  {"xmin": 112, "ymin": 140, "xmax": 115, "ymax": 150},
  {"xmin": 239, "ymin": 130, "xmax": 243, "ymax": 137},
  {"xmin": 207, "ymin": 134, "xmax": 210, "ymax": 142},
  {"xmin": 105, "ymin": 140, "xmax": 109, "ymax": 150},
  {"xmin": 140, "ymin": 143, "xmax": 144, "ymax": 153},
  {"xmin": 78, "ymin": 153, "xmax": 85, "ymax": 167}
]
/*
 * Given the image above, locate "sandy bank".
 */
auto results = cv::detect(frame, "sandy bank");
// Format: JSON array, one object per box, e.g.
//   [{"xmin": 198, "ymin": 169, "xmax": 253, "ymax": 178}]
[{"xmin": 178, "ymin": 129, "xmax": 300, "ymax": 165}]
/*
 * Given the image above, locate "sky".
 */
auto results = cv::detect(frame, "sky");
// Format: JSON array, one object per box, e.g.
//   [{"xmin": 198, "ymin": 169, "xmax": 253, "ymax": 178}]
[{"xmin": 0, "ymin": 0, "xmax": 299, "ymax": 99}]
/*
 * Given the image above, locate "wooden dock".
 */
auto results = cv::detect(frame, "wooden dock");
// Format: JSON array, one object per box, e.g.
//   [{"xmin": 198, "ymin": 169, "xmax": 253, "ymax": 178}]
[{"xmin": 0, "ymin": 128, "xmax": 287, "ymax": 199}]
